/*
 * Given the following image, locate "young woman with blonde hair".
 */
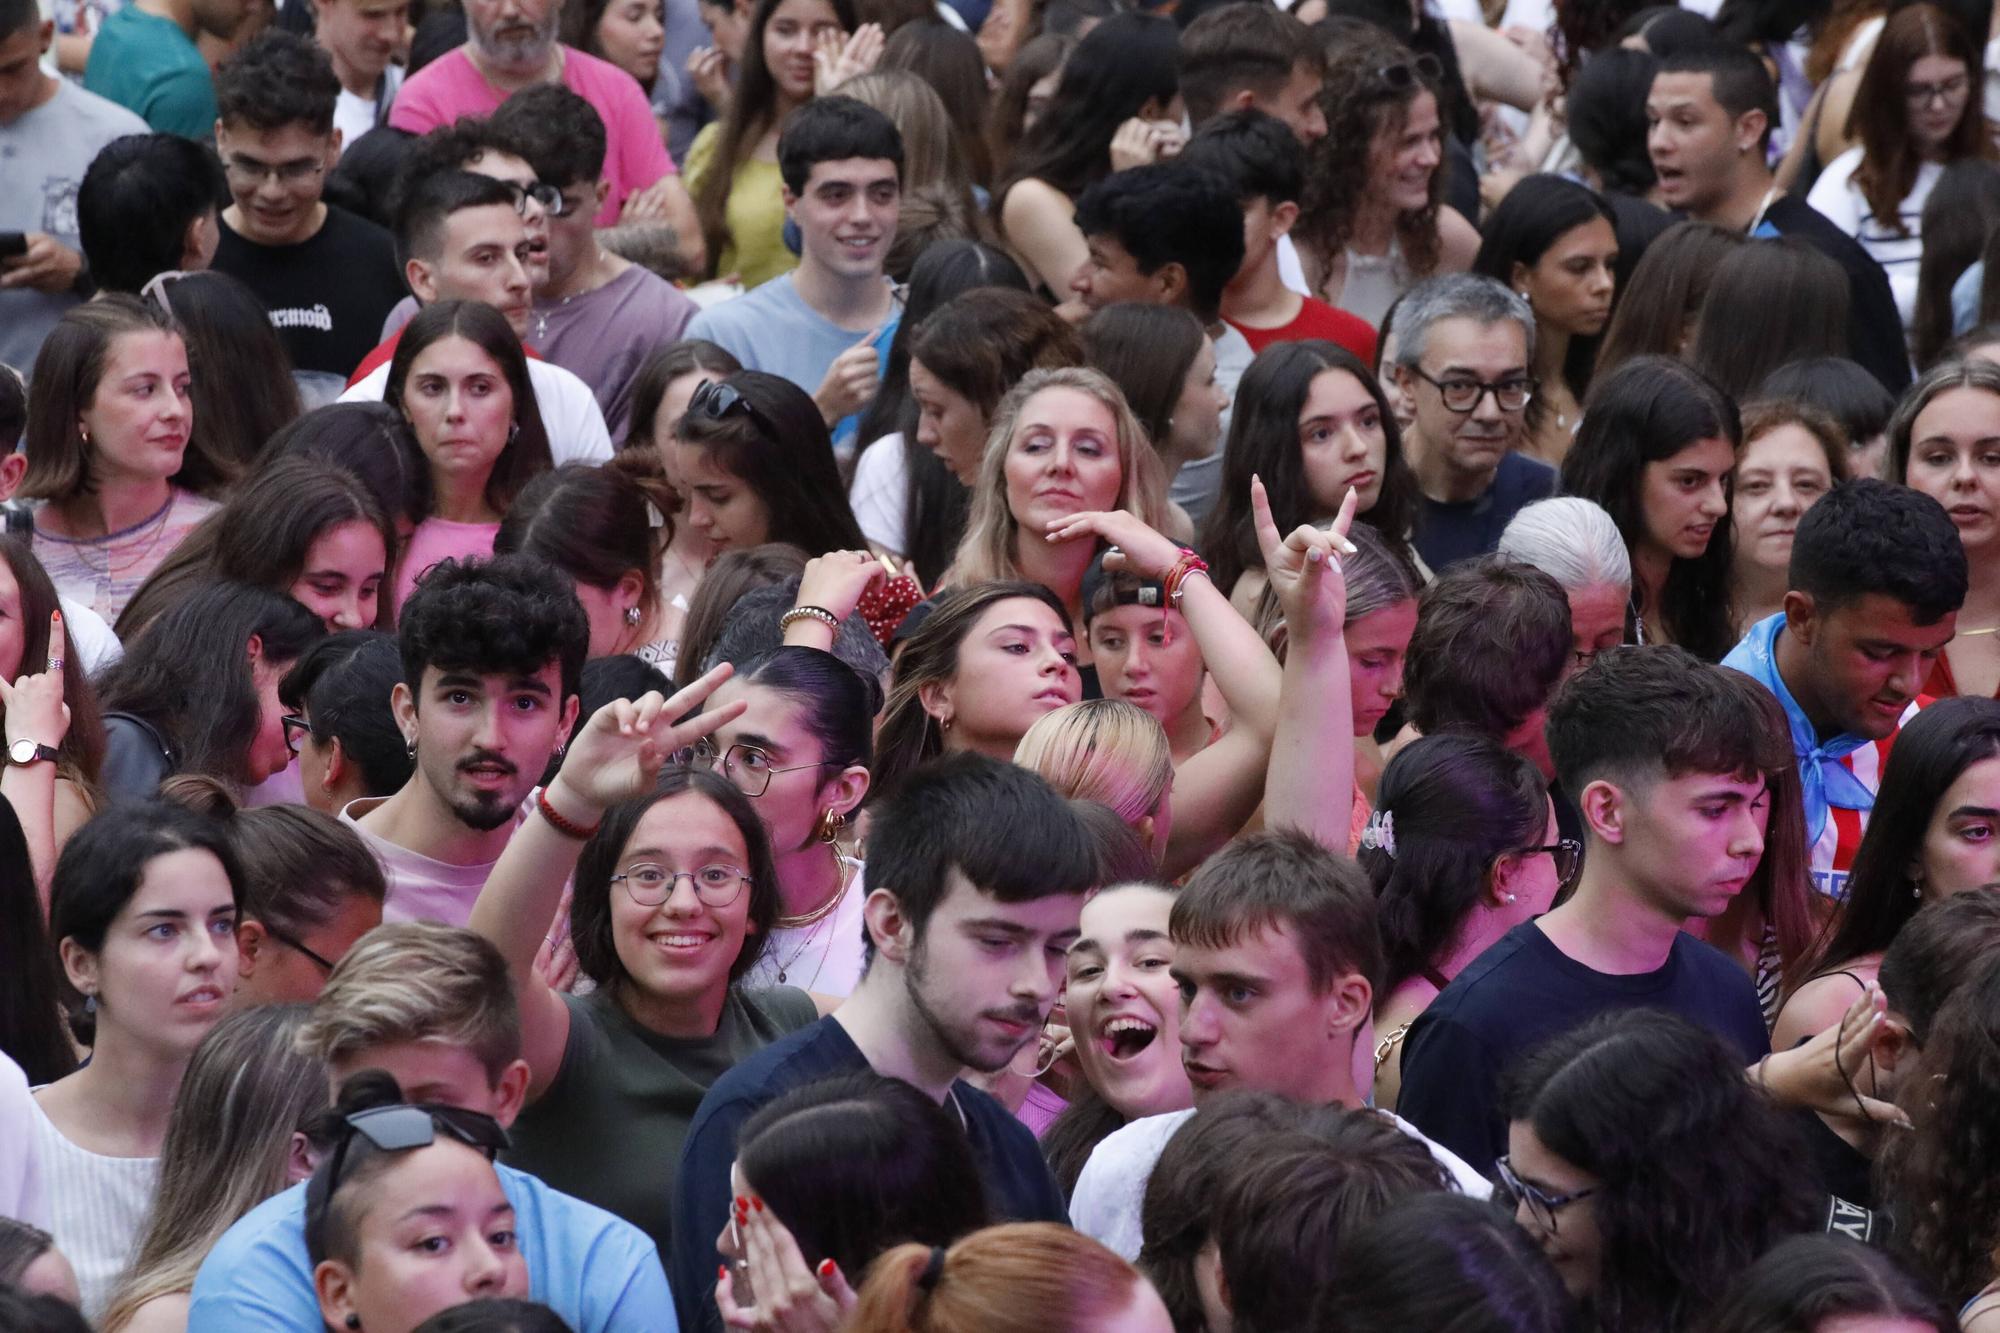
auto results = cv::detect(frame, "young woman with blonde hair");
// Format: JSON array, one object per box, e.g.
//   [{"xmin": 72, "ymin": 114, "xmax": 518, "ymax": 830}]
[{"xmin": 848, "ymin": 1222, "xmax": 1173, "ymax": 1331}]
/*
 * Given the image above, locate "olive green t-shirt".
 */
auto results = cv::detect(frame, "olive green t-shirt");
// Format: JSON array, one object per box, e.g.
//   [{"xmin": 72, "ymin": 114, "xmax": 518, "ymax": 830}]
[{"xmin": 505, "ymin": 983, "xmax": 818, "ymax": 1261}]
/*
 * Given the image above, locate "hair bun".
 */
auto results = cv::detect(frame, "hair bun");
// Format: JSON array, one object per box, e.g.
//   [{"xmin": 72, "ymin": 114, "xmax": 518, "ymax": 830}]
[{"xmin": 156, "ymin": 774, "xmax": 241, "ymax": 820}]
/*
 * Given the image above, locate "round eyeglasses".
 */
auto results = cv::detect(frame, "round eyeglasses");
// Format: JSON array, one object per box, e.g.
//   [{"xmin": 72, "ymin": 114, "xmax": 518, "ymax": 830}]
[
  {"xmin": 609, "ymin": 863, "xmax": 752, "ymax": 908},
  {"xmin": 674, "ymin": 738, "xmax": 833, "ymax": 798}
]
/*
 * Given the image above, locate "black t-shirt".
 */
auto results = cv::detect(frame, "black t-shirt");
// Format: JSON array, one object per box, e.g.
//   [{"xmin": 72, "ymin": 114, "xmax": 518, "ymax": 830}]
[
  {"xmin": 1397, "ymin": 920, "xmax": 1770, "ymax": 1172},
  {"xmin": 668, "ymin": 1015, "xmax": 1068, "ymax": 1331},
  {"xmin": 1411, "ymin": 451, "xmax": 1559, "ymax": 573},
  {"xmin": 211, "ymin": 204, "xmax": 407, "ymax": 380},
  {"xmin": 1757, "ymin": 195, "xmax": 1913, "ymax": 394}
]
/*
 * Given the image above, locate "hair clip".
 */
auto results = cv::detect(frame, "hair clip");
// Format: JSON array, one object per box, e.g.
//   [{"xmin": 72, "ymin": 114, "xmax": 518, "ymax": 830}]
[{"xmin": 1360, "ymin": 809, "xmax": 1396, "ymax": 858}]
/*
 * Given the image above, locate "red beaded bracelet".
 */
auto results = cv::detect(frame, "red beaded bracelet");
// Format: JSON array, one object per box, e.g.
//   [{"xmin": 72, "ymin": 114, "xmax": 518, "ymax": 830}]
[{"xmin": 536, "ymin": 787, "xmax": 600, "ymax": 840}]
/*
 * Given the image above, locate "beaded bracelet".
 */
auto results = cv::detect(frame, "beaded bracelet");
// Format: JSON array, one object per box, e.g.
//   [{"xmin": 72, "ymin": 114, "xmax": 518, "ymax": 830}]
[{"xmin": 779, "ymin": 605, "xmax": 841, "ymax": 633}]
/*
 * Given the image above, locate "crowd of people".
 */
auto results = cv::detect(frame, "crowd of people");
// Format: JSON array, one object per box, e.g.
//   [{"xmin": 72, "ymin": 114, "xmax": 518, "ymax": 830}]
[{"xmin": 6, "ymin": 0, "xmax": 2000, "ymax": 1326}]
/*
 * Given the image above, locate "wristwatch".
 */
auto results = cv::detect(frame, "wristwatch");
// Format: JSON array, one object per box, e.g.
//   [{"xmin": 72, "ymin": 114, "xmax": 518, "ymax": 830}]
[{"xmin": 6, "ymin": 738, "xmax": 58, "ymax": 767}]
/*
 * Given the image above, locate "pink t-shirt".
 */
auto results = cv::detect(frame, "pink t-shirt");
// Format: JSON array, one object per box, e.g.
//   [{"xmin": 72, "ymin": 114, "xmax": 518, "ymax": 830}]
[
  {"xmin": 388, "ymin": 46, "xmax": 675, "ymax": 225},
  {"xmin": 393, "ymin": 516, "xmax": 498, "ymax": 616}
]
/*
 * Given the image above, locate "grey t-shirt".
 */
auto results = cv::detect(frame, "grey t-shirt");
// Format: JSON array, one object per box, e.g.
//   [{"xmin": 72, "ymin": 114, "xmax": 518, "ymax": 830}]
[
  {"xmin": 0, "ymin": 79, "xmax": 148, "ymax": 371},
  {"xmin": 1166, "ymin": 320, "xmax": 1255, "ymax": 531},
  {"xmin": 684, "ymin": 273, "xmax": 898, "ymax": 456},
  {"xmin": 505, "ymin": 982, "xmax": 819, "ymax": 1259}
]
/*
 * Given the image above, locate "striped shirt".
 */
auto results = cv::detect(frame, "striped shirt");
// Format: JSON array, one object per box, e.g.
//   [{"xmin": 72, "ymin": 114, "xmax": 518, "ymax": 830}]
[
  {"xmin": 1806, "ymin": 150, "xmax": 1941, "ymax": 336},
  {"xmin": 1810, "ymin": 702, "xmax": 1919, "ymax": 901},
  {"xmin": 30, "ymin": 489, "xmax": 219, "ymax": 628},
  {"xmin": 26, "ymin": 1094, "xmax": 159, "ymax": 1322}
]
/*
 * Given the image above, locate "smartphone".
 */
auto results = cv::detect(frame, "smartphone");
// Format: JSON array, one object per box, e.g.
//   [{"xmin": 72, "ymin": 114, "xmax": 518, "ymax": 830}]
[{"xmin": 0, "ymin": 233, "xmax": 27, "ymax": 260}]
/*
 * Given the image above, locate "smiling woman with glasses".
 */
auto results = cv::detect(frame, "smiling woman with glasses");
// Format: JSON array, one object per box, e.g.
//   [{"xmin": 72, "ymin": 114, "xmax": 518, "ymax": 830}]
[
  {"xmin": 464, "ymin": 673, "xmax": 817, "ymax": 1257},
  {"xmin": 1361, "ymin": 732, "xmax": 1573, "ymax": 1112},
  {"xmin": 1497, "ymin": 1009, "xmax": 1820, "ymax": 1333}
]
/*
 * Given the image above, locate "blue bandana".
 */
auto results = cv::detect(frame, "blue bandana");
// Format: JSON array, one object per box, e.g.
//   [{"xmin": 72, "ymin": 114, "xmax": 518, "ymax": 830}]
[{"xmin": 1721, "ymin": 613, "xmax": 1878, "ymax": 848}]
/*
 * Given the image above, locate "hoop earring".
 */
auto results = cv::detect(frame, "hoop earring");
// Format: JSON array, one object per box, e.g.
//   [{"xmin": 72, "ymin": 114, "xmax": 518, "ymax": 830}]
[
  {"xmin": 816, "ymin": 808, "xmax": 847, "ymax": 844},
  {"xmin": 508, "ymin": 421, "xmax": 520, "ymax": 445},
  {"xmin": 405, "ymin": 735, "xmax": 417, "ymax": 759}
]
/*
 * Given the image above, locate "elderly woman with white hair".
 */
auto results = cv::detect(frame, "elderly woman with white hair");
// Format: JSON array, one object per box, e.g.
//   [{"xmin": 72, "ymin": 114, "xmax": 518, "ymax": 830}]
[{"xmin": 1497, "ymin": 496, "xmax": 1634, "ymax": 676}]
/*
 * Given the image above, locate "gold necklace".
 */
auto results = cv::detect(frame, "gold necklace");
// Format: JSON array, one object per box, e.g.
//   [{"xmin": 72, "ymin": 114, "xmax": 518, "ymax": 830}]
[{"xmin": 776, "ymin": 850, "xmax": 853, "ymax": 929}]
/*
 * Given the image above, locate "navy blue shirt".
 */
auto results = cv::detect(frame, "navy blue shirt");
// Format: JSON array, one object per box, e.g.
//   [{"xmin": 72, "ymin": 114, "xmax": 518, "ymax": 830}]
[
  {"xmin": 1397, "ymin": 920, "xmax": 1770, "ymax": 1174},
  {"xmin": 1411, "ymin": 451, "xmax": 1558, "ymax": 573},
  {"xmin": 669, "ymin": 1015, "xmax": 1068, "ymax": 1331}
]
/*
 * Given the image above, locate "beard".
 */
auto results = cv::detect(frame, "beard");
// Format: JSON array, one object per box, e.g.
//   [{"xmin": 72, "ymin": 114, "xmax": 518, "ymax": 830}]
[
  {"xmin": 903, "ymin": 934, "xmax": 1043, "ymax": 1074},
  {"xmin": 424, "ymin": 751, "xmax": 526, "ymax": 832},
  {"xmin": 470, "ymin": 8, "xmax": 559, "ymax": 69}
]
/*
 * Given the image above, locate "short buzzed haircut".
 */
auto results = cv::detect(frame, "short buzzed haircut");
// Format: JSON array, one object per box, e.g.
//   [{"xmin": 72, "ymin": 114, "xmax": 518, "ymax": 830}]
[
  {"xmin": 215, "ymin": 30, "xmax": 341, "ymax": 135},
  {"xmin": 1171, "ymin": 828, "xmax": 1384, "ymax": 994},
  {"xmin": 392, "ymin": 169, "xmax": 521, "ymax": 272},
  {"xmin": 1179, "ymin": 2, "xmax": 1323, "ymax": 130},
  {"xmin": 0, "ymin": 0, "xmax": 39, "ymax": 39},
  {"xmin": 1546, "ymin": 645, "xmax": 1790, "ymax": 799},
  {"xmin": 1404, "ymin": 555, "xmax": 1571, "ymax": 740},
  {"xmin": 1392, "ymin": 272, "xmax": 1536, "ymax": 369},
  {"xmin": 1656, "ymin": 41, "xmax": 1781, "ymax": 153},
  {"xmin": 297, "ymin": 922, "xmax": 521, "ymax": 1081},
  {"xmin": 1789, "ymin": 478, "xmax": 1965, "ymax": 625}
]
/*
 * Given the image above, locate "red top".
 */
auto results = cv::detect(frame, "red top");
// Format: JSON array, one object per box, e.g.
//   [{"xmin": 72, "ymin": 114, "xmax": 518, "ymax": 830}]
[
  {"xmin": 1227, "ymin": 296, "xmax": 1379, "ymax": 364},
  {"xmin": 345, "ymin": 327, "xmax": 545, "ymax": 389}
]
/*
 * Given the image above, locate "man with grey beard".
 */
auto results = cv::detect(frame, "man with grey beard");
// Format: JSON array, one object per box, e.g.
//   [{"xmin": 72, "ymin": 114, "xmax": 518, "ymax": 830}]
[{"xmin": 385, "ymin": 0, "xmax": 704, "ymax": 274}]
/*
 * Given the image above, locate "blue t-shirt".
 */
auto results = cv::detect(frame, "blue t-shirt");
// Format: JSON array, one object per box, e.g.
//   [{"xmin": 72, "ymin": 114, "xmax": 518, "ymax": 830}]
[
  {"xmin": 1411, "ymin": 450, "xmax": 1558, "ymax": 573},
  {"xmin": 683, "ymin": 274, "xmax": 898, "ymax": 456},
  {"xmin": 668, "ymin": 1016, "xmax": 1068, "ymax": 1332},
  {"xmin": 1397, "ymin": 920, "xmax": 1770, "ymax": 1174},
  {"xmin": 187, "ymin": 1163, "xmax": 676, "ymax": 1332}
]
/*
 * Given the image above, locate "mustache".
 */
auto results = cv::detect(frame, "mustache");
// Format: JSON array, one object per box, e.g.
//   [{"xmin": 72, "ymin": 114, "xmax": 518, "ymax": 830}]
[
  {"xmin": 456, "ymin": 751, "xmax": 518, "ymax": 776},
  {"xmin": 987, "ymin": 1004, "xmax": 1043, "ymax": 1027}
]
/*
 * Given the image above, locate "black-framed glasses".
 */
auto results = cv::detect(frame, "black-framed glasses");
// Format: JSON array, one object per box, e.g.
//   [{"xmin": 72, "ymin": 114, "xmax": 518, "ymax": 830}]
[
  {"xmin": 1526, "ymin": 837, "xmax": 1584, "ymax": 891},
  {"xmin": 609, "ymin": 862, "xmax": 753, "ymax": 907},
  {"xmin": 673, "ymin": 737, "xmax": 832, "ymax": 798},
  {"xmin": 1905, "ymin": 73, "xmax": 1969, "ymax": 108},
  {"xmin": 541, "ymin": 183, "xmax": 589, "ymax": 219},
  {"xmin": 1409, "ymin": 367, "xmax": 1536, "ymax": 414},
  {"xmin": 262, "ymin": 922, "xmax": 338, "ymax": 973},
  {"xmin": 1495, "ymin": 1155, "xmax": 1597, "ymax": 1236},
  {"xmin": 317, "ymin": 1104, "xmax": 510, "ymax": 1205},
  {"xmin": 688, "ymin": 379, "xmax": 778, "ymax": 441},
  {"xmin": 498, "ymin": 179, "xmax": 565, "ymax": 217},
  {"xmin": 1378, "ymin": 53, "xmax": 1444, "ymax": 89},
  {"xmin": 281, "ymin": 713, "xmax": 313, "ymax": 757}
]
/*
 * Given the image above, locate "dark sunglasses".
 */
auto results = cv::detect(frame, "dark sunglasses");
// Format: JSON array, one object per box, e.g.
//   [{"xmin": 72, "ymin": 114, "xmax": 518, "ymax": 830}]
[
  {"xmin": 1378, "ymin": 53, "xmax": 1444, "ymax": 89},
  {"xmin": 317, "ymin": 1103, "xmax": 510, "ymax": 1201},
  {"xmin": 687, "ymin": 378, "xmax": 778, "ymax": 441}
]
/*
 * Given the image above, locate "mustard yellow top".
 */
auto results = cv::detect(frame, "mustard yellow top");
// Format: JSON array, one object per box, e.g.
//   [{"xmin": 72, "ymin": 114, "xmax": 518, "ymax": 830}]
[{"xmin": 686, "ymin": 123, "xmax": 796, "ymax": 289}]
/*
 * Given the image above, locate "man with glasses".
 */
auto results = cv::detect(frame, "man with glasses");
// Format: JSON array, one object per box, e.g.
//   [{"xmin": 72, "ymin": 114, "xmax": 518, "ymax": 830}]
[
  {"xmin": 209, "ymin": 31, "xmax": 407, "ymax": 388},
  {"xmin": 1389, "ymin": 273, "xmax": 1556, "ymax": 573},
  {"xmin": 1647, "ymin": 42, "xmax": 1909, "ymax": 393},
  {"xmin": 340, "ymin": 164, "xmax": 613, "ymax": 463},
  {"xmin": 343, "ymin": 554, "xmax": 585, "ymax": 929},
  {"xmin": 485, "ymin": 84, "xmax": 695, "ymax": 439},
  {"xmin": 1398, "ymin": 646, "xmax": 1777, "ymax": 1175}
]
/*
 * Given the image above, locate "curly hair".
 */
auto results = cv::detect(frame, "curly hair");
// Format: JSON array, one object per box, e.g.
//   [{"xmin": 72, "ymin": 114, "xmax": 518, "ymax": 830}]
[
  {"xmin": 1879, "ymin": 951, "xmax": 2000, "ymax": 1304},
  {"xmin": 1297, "ymin": 22, "xmax": 1443, "ymax": 287},
  {"xmin": 1500, "ymin": 1010, "xmax": 1820, "ymax": 1333},
  {"xmin": 568, "ymin": 767, "xmax": 780, "ymax": 991},
  {"xmin": 396, "ymin": 554, "xmax": 588, "ymax": 704},
  {"xmin": 214, "ymin": 30, "xmax": 339, "ymax": 133}
]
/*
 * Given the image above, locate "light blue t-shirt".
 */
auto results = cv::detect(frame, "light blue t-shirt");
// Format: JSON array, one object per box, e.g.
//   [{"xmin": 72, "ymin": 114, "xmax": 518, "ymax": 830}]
[
  {"xmin": 684, "ymin": 273, "xmax": 898, "ymax": 458},
  {"xmin": 1954, "ymin": 260, "xmax": 1984, "ymax": 338},
  {"xmin": 186, "ymin": 1163, "xmax": 677, "ymax": 1332}
]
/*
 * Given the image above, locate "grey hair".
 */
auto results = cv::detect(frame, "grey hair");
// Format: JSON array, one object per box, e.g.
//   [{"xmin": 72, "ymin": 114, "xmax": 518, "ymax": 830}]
[
  {"xmin": 1390, "ymin": 273, "xmax": 1536, "ymax": 370},
  {"xmin": 1497, "ymin": 497, "xmax": 1631, "ymax": 594}
]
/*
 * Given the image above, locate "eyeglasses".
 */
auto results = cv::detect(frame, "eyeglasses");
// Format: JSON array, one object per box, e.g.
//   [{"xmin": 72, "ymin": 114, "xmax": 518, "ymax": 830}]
[
  {"xmin": 1524, "ymin": 837, "xmax": 1584, "ymax": 891},
  {"xmin": 498, "ymin": 179, "xmax": 566, "ymax": 217},
  {"xmin": 674, "ymin": 737, "xmax": 831, "ymax": 798},
  {"xmin": 1905, "ymin": 73, "xmax": 1969, "ymax": 108},
  {"xmin": 139, "ymin": 269, "xmax": 193, "ymax": 316},
  {"xmin": 687, "ymin": 378, "xmax": 778, "ymax": 441},
  {"xmin": 1378, "ymin": 53, "xmax": 1443, "ymax": 89},
  {"xmin": 1495, "ymin": 1155, "xmax": 1597, "ymax": 1236},
  {"xmin": 281, "ymin": 713, "xmax": 313, "ymax": 757},
  {"xmin": 608, "ymin": 862, "xmax": 754, "ymax": 907},
  {"xmin": 316, "ymin": 1103, "xmax": 510, "ymax": 1204},
  {"xmin": 224, "ymin": 155, "xmax": 326, "ymax": 187},
  {"xmin": 1409, "ymin": 368, "xmax": 1536, "ymax": 414},
  {"xmin": 263, "ymin": 922, "xmax": 337, "ymax": 973}
]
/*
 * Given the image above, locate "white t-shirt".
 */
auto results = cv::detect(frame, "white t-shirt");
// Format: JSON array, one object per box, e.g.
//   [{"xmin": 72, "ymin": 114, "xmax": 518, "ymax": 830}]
[
  {"xmin": 849, "ymin": 433, "xmax": 911, "ymax": 557},
  {"xmin": 332, "ymin": 65, "xmax": 405, "ymax": 153},
  {"xmin": 0, "ymin": 1053, "xmax": 47, "ymax": 1229},
  {"xmin": 742, "ymin": 859, "xmax": 869, "ymax": 997},
  {"xmin": 1070, "ymin": 1105, "xmax": 1492, "ymax": 1263},
  {"xmin": 57, "ymin": 596, "xmax": 120, "ymax": 674},
  {"xmin": 1806, "ymin": 148, "xmax": 1940, "ymax": 333},
  {"xmin": 340, "ymin": 358, "xmax": 614, "ymax": 466}
]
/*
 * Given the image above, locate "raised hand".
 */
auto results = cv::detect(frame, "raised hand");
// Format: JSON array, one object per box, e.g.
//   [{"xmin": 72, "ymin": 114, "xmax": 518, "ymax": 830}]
[
  {"xmin": 814, "ymin": 326, "xmax": 885, "ymax": 424},
  {"xmin": 546, "ymin": 664, "xmax": 745, "ymax": 815},
  {"xmin": 812, "ymin": 22, "xmax": 883, "ymax": 95},
  {"xmin": 716, "ymin": 1197, "xmax": 856, "ymax": 1333},
  {"xmin": 1251, "ymin": 475, "xmax": 1354, "ymax": 636},
  {"xmin": 1041, "ymin": 509, "xmax": 1182, "ymax": 580},
  {"xmin": 0, "ymin": 611, "xmax": 70, "ymax": 753},
  {"xmin": 689, "ymin": 45, "xmax": 731, "ymax": 112},
  {"xmin": 794, "ymin": 550, "xmax": 888, "ymax": 624}
]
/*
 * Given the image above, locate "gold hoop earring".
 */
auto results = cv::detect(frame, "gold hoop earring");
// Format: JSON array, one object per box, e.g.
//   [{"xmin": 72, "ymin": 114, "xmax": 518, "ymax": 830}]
[{"xmin": 815, "ymin": 808, "xmax": 847, "ymax": 843}]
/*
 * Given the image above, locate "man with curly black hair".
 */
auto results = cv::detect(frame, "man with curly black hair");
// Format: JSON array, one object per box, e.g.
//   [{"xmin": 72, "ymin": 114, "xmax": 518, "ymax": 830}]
[
  {"xmin": 344, "ymin": 554, "xmax": 586, "ymax": 927},
  {"xmin": 209, "ymin": 30, "xmax": 406, "ymax": 385}
]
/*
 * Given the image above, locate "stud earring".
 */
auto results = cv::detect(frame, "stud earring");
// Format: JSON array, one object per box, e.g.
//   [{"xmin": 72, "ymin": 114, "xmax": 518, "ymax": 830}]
[
  {"xmin": 1504, "ymin": 893, "xmax": 1518, "ymax": 903},
  {"xmin": 346, "ymin": 1316, "xmax": 361, "ymax": 1330},
  {"xmin": 624, "ymin": 605, "xmax": 642, "ymax": 626}
]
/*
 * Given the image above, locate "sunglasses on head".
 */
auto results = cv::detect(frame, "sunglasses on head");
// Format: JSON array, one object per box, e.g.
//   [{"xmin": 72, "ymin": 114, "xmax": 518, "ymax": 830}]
[
  {"xmin": 1378, "ymin": 53, "xmax": 1444, "ymax": 89},
  {"xmin": 316, "ymin": 1103, "xmax": 510, "ymax": 1202},
  {"xmin": 687, "ymin": 378, "xmax": 778, "ymax": 442}
]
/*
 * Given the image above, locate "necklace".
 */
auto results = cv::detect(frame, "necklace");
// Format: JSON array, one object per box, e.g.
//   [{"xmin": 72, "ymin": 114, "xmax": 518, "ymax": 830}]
[
  {"xmin": 773, "ymin": 854, "xmax": 857, "ymax": 986},
  {"xmin": 65, "ymin": 492, "xmax": 175, "ymax": 585},
  {"xmin": 532, "ymin": 248, "xmax": 610, "ymax": 342}
]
